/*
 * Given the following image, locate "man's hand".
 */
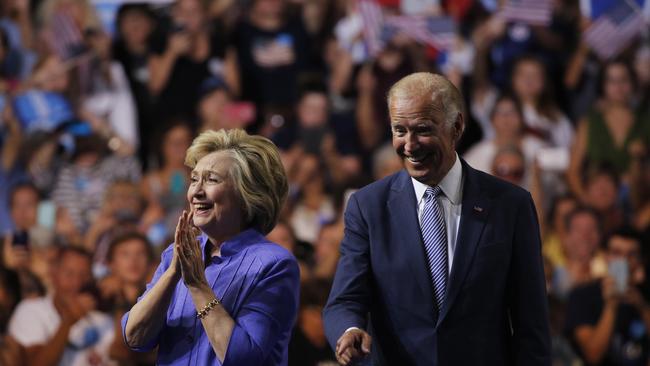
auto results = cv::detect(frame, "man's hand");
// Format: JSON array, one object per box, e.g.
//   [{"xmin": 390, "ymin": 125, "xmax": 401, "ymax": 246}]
[{"xmin": 335, "ymin": 328, "xmax": 371, "ymax": 365}]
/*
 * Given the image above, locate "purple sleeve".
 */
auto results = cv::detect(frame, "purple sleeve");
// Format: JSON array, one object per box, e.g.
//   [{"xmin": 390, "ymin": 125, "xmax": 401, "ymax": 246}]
[
  {"xmin": 122, "ymin": 244, "xmax": 173, "ymax": 352},
  {"xmin": 222, "ymin": 256, "xmax": 300, "ymax": 365}
]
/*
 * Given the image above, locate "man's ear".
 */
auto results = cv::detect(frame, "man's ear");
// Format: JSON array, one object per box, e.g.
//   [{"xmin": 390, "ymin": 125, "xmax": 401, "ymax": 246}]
[{"xmin": 453, "ymin": 113, "xmax": 465, "ymax": 142}]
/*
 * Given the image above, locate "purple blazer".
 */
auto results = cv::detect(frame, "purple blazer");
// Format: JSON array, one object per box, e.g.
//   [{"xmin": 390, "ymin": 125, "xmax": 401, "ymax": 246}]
[{"xmin": 122, "ymin": 229, "xmax": 300, "ymax": 365}]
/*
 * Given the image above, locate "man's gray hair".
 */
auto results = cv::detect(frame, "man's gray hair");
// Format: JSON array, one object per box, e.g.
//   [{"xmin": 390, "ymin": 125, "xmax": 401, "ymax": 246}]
[{"xmin": 387, "ymin": 72, "xmax": 465, "ymax": 130}]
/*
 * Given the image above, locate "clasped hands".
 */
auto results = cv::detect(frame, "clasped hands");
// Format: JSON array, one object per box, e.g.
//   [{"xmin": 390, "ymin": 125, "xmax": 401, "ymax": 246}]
[{"xmin": 170, "ymin": 210, "xmax": 208, "ymax": 289}]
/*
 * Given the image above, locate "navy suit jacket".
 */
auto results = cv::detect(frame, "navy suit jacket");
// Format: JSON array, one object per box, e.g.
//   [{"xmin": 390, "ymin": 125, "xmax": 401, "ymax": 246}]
[{"xmin": 323, "ymin": 160, "xmax": 551, "ymax": 366}]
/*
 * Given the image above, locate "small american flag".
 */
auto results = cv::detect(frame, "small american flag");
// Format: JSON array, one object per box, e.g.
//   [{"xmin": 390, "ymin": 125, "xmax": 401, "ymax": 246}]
[
  {"xmin": 583, "ymin": 0, "xmax": 646, "ymax": 60},
  {"xmin": 357, "ymin": 0, "xmax": 385, "ymax": 56},
  {"xmin": 49, "ymin": 11, "xmax": 85, "ymax": 60},
  {"xmin": 357, "ymin": 0, "xmax": 457, "ymax": 54},
  {"xmin": 498, "ymin": 0, "xmax": 552, "ymax": 26},
  {"xmin": 384, "ymin": 15, "xmax": 456, "ymax": 51}
]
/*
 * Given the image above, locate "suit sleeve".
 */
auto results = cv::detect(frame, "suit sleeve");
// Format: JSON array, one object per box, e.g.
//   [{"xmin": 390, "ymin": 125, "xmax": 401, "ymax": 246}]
[
  {"xmin": 509, "ymin": 192, "xmax": 551, "ymax": 366},
  {"xmin": 322, "ymin": 193, "xmax": 372, "ymax": 350}
]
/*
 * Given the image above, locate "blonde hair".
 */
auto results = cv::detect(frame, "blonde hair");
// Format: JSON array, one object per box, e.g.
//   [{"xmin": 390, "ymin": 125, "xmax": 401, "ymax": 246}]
[
  {"xmin": 38, "ymin": 0, "xmax": 101, "ymax": 30},
  {"xmin": 387, "ymin": 72, "xmax": 465, "ymax": 133},
  {"xmin": 185, "ymin": 129, "xmax": 288, "ymax": 234}
]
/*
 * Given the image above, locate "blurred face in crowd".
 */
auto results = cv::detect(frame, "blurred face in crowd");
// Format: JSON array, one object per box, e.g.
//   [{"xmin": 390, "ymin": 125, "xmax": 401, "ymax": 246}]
[
  {"xmin": 491, "ymin": 150, "xmax": 525, "ymax": 186},
  {"xmin": 267, "ymin": 222, "xmax": 296, "ymax": 253},
  {"xmin": 512, "ymin": 60, "xmax": 544, "ymax": 102},
  {"xmin": 552, "ymin": 197, "xmax": 577, "ymax": 236},
  {"xmin": 293, "ymin": 154, "xmax": 321, "ymax": 188},
  {"xmin": 110, "ymin": 238, "xmax": 151, "ymax": 285},
  {"xmin": 173, "ymin": 0, "xmax": 204, "ymax": 34},
  {"xmin": 163, "ymin": 124, "xmax": 193, "ymax": 168},
  {"xmin": 199, "ymin": 89, "xmax": 230, "ymax": 123},
  {"xmin": 119, "ymin": 9, "xmax": 154, "ymax": 47},
  {"xmin": 10, "ymin": 186, "xmax": 39, "ymax": 230},
  {"xmin": 564, "ymin": 212, "xmax": 600, "ymax": 262},
  {"xmin": 33, "ymin": 56, "xmax": 70, "ymax": 92},
  {"xmin": 53, "ymin": 251, "xmax": 92, "ymax": 296},
  {"xmin": 252, "ymin": 0, "xmax": 285, "ymax": 17},
  {"xmin": 297, "ymin": 92, "xmax": 328, "ymax": 128},
  {"xmin": 390, "ymin": 91, "xmax": 461, "ymax": 187},
  {"xmin": 606, "ymin": 235, "xmax": 642, "ymax": 279},
  {"xmin": 491, "ymin": 97, "xmax": 523, "ymax": 141},
  {"xmin": 603, "ymin": 63, "xmax": 633, "ymax": 104},
  {"xmin": 584, "ymin": 173, "xmax": 618, "ymax": 211},
  {"xmin": 188, "ymin": 151, "xmax": 243, "ymax": 240},
  {"xmin": 105, "ymin": 182, "xmax": 143, "ymax": 220},
  {"xmin": 315, "ymin": 225, "xmax": 342, "ymax": 265},
  {"xmin": 635, "ymin": 47, "xmax": 650, "ymax": 86}
]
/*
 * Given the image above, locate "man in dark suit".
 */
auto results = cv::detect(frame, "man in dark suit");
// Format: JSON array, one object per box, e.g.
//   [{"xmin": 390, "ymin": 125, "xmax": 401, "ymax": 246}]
[{"xmin": 323, "ymin": 73, "xmax": 550, "ymax": 366}]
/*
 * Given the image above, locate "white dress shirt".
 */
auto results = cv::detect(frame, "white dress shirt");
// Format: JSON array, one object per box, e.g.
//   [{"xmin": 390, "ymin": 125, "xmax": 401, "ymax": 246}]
[
  {"xmin": 411, "ymin": 153, "xmax": 464, "ymax": 274},
  {"xmin": 344, "ymin": 154, "xmax": 464, "ymax": 335}
]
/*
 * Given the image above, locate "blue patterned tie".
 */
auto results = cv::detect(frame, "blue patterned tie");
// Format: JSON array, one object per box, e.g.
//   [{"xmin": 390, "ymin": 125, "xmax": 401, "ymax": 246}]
[{"xmin": 421, "ymin": 186, "xmax": 448, "ymax": 311}]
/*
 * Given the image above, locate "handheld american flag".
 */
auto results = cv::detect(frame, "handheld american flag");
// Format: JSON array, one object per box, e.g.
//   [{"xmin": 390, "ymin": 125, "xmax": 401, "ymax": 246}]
[
  {"xmin": 357, "ymin": 0, "xmax": 457, "ymax": 55},
  {"xmin": 498, "ymin": 0, "xmax": 552, "ymax": 26},
  {"xmin": 583, "ymin": 0, "xmax": 646, "ymax": 60}
]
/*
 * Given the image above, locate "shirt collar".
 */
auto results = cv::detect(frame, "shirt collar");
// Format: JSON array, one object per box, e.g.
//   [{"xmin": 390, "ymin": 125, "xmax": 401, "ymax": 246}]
[
  {"xmin": 199, "ymin": 228, "xmax": 265, "ymax": 259},
  {"xmin": 411, "ymin": 153, "xmax": 463, "ymax": 205}
]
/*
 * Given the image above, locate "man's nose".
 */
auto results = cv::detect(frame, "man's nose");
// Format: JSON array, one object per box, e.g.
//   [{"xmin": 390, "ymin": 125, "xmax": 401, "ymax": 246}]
[{"xmin": 404, "ymin": 133, "xmax": 419, "ymax": 152}]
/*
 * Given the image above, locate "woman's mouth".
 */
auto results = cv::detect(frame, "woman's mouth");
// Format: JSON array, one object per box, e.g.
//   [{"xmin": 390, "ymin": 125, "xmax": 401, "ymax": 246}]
[{"xmin": 193, "ymin": 203, "xmax": 212, "ymax": 215}]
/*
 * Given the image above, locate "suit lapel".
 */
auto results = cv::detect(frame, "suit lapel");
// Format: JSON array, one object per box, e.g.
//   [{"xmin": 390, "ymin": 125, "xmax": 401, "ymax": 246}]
[
  {"xmin": 437, "ymin": 162, "xmax": 491, "ymax": 326},
  {"xmin": 387, "ymin": 171, "xmax": 435, "ymax": 313}
]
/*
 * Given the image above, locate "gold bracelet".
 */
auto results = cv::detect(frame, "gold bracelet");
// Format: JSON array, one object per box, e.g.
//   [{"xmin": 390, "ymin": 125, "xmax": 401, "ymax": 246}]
[{"xmin": 197, "ymin": 298, "xmax": 220, "ymax": 319}]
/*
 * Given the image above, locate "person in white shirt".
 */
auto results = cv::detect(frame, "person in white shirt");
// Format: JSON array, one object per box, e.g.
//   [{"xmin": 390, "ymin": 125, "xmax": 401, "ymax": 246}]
[{"xmin": 8, "ymin": 246, "xmax": 115, "ymax": 366}]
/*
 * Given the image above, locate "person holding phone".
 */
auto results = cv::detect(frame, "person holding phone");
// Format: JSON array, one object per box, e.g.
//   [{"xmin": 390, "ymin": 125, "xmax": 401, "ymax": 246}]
[
  {"xmin": 148, "ymin": 0, "xmax": 238, "ymax": 125},
  {"xmin": 565, "ymin": 227, "xmax": 650, "ymax": 366}
]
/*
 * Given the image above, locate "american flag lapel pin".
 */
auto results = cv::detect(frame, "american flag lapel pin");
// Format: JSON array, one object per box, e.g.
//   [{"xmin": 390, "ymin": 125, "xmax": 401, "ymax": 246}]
[{"xmin": 473, "ymin": 206, "xmax": 483, "ymax": 213}]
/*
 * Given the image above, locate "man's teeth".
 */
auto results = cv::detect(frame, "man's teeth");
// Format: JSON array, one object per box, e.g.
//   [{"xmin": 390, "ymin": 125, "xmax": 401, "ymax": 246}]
[{"xmin": 407, "ymin": 156, "xmax": 425, "ymax": 162}]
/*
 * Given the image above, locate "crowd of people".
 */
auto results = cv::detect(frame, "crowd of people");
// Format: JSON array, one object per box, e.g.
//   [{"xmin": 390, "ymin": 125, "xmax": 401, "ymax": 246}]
[{"xmin": 0, "ymin": 0, "xmax": 649, "ymax": 364}]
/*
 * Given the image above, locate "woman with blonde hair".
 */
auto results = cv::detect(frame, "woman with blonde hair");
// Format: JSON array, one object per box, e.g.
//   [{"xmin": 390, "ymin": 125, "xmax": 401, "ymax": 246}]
[{"xmin": 122, "ymin": 128, "xmax": 299, "ymax": 365}]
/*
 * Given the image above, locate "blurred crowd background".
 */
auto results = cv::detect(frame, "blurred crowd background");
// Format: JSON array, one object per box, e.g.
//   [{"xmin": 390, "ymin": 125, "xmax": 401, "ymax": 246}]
[{"xmin": 0, "ymin": 0, "xmax": 649, "ymax": 365}]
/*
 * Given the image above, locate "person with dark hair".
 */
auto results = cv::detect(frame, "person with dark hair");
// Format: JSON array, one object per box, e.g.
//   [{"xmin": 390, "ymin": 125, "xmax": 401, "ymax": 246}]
[
  {"xmin": 565, "ymin": 227, "xmax": 650, "ymax": 366},
  {"xmin": 0, "ymin": 267, "xmax": 23, "ymax": 366},
  {"xmin": 464, "ymin": 93, "xmax": 547, "ymax": 183},
  {"xmin": 148, "ymin": 0, "xmax": 236, "ymax": 126},
  {"xmin": 289, "ymin": 278, "xmax": 336, "ymax": 366},
  {"xmin": 7, "ymin": 246, "xmax": 115, "ymax": 366},
  {"xmin": 141, "ymin": 121, "xmax": 193, "ymax": 247},
  {"xmin": 510, "ymin": 55, "xmax": 574, "ymax": 148},
  {"xmin": 568, "ymin": 59, "xmax": 650, "ymax": 203},
  {"xmin": 551, "ymin": 206, "xmax": 603, "ymax": 299},
  {"xmin": 229, "ymin": 0, "xmax": 312, "ymax": 132},
  {"xmin": 100, "ymin": 231, "xmax": 156, "ymax": 366},
  {"xmin": 112, "ymin": 2, "xmax": 158, "ymax": 168}
]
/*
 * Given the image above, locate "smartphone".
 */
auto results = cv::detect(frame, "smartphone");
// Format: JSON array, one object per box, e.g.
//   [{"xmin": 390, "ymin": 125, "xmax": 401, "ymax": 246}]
[
  {"xmin": 608, "ymin": 259, "xmax": 628, "ymax": 294},
  {"xmin": 12, "ymin": 230, "xmax": 29, "ymax": 249}
]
